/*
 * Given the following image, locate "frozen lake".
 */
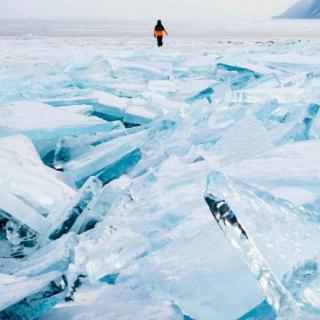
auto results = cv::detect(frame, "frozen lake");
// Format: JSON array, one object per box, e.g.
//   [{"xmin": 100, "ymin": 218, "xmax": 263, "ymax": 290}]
[
  {"xmin": 1, "ymin": 18, "xmax": 320, "ymax": 320},
  {"xmin": 0, "ymin": 18, "xmax": 320, "ymax": 39},
  {"xmin": 1, "ymin": 19, "xmax": 320, "ymax": 69}
]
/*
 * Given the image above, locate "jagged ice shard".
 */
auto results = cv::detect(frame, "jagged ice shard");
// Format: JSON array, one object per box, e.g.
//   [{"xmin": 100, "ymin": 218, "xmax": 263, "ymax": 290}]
[{"xmin": 1, "ymin": 20, "xmax": 320, "ymax": 320}]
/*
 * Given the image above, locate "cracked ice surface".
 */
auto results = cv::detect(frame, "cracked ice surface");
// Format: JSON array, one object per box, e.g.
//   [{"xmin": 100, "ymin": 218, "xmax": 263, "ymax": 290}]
[{"xmin": 1, "ymin": 20, "xmax": 320, "ymax": 320}]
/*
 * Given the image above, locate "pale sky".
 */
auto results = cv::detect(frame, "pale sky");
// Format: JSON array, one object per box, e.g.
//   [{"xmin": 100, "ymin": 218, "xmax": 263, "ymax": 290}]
[{"xmin": 0, "ymin": 0, "xmax": 296, "ymax": 20}]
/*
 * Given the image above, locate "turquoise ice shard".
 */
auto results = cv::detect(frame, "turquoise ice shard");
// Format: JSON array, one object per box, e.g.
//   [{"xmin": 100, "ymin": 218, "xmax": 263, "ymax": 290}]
[
  {"xmin": 215, "ymin": 62, "xmax": 273, "ymax": 78},
  {"xmin": 45, "ymin": 176, "xmax": 102, "ymax": 241},
  {"xmin": 0, "ymin": 271, "xmax": 68, "ymax": 320},
  {"xmin": 276, "ymin": 103, "xmax": 320, "ymax": 145},
  {"xmin": 186, "ymin": 87, "xmax": 214, "ymax": 104},
  {"xmin": 238, "ymin": 300, "xmax": 276, "ymax": 320}
]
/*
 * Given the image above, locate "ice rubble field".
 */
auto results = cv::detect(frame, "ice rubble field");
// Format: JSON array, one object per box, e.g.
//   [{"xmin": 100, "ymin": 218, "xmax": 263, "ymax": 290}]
[{"xmin": 1, "ymin": 29, "xmax": 320, "ymax": 320}]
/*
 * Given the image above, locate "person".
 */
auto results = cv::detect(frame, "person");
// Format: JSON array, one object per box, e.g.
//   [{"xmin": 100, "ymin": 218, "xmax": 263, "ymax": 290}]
[{"xmin": 154, "ymin": 20, "xmax": 168, "ymax": 47}]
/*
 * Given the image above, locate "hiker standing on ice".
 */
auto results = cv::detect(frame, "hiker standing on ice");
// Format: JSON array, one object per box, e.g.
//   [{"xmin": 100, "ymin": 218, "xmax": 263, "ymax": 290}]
[{"xmin": 154, "ymin": 20, "xmax": 168, "ymax": 47}]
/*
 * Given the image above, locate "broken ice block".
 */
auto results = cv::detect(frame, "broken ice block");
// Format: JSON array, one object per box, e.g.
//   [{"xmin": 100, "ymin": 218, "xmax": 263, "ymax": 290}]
[
  {"xmin": 46, "ymin": 177, "xmax": 102, "ymax": 241},
  {"xmin": 123, "ymin": 106, "xmax": 159, "ymax": 126},
  {"xmin": 0, "ymin": 272, "xmax": 67, "ymax": 320},
  {"xmin": 86, "ymin": 228, "xmax": 151, "ymax": 282},
  {"xmin": 14, "ymin": 233, "xmax": 78, "ymax": 277},
  {"xmin": 0, "ymin": 101, "xmax": 113, "ymax": 160},
  {"xmin": 70, "ymin": 179, "xmax": 129, "ymax": 234},
  {"xmin": 204, "ymin": 188, "xmax": 298, "ymax": 317},
  {"xmin": 62, "ymin": 130, "xmax": 146, "ymax": 187},
  {"xmin": 215, "ymin": 62, "xmax": 273, "ymax": 78},
  {"xmin": 53, "ymin": 124, "xmax": 126, "ymax": 170},
  {"xmin": 186, "ymin": 87, "xmax": 214, "ymax": 104},
  {"xmin": 0, "ymin": 189, "xmax": 50, "ymax": 255},
  {"xmin": 92, "ymin": 90, "xmax": 160, "ymax": 126},
  {"xmin": 0, "ymin": 190, "xmax": 49, "ymax": 236},
  {"xmin": 204, "ymin": 171, "xmax": 320, "ymax": 296},
  {"xmin": 92, "ymin": 90, "xmax": 129, "ymax": 121},
  {"xmin": 0, "ymin": 135, "xmax": 75, "ymax": 216},
  {"xmin": 276, "ymin": 103, "xmax": 320, "ymax": 144},
  {"xmin": 58, "ymin": 105, "xmax": 94, "ymax": 116},
  {"xmin": 0, "ymin": 101, "xmax": 112, "ymax": 141}
]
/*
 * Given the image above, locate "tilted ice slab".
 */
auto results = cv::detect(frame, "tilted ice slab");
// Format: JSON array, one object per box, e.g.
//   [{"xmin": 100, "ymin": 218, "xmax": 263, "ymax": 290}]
[
  {"xmin": 92, "ymin": 90, "xmax": 160, "ymax": 125},
  {"xmin": 0, "ymin": 271, "xmax": 67, "ymax": 320},
  {"xmin": 0, "ymin": 135, "xmax": 75, "ymax": 216},
  {"xmin": 0, "ymin": 101, "xmax": 112, "ymax": 143},
  {"xmin": 61, "ymin": 129, "xmax": 149, "ymax": 187},
  {"xmin": 45, "ymin": 177, "xmax": 102, "ymax": 241},
  {"xmin": 53, "ymin": 122, "xmax": 126, "ymax": 169},
  {"xmin": 204, "ymin": 171, "xmax": 320, "ymax": 284}
]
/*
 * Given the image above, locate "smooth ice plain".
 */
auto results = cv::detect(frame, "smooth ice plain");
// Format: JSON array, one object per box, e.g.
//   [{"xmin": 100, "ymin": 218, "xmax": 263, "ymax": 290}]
[{"xmin": 1, "ymin": 19, "xmax": 320, "ymax": 320}]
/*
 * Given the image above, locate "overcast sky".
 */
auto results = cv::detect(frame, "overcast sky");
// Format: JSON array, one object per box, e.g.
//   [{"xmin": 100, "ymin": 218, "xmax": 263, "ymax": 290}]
[{"xmin": 0, "ymin": 0, "xmax": 296, "ymax": 20}]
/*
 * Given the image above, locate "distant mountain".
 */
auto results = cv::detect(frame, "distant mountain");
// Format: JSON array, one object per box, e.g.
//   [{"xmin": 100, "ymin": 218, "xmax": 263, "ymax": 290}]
[{"xmin": 275, "ymin": 0, "xmax": 320, "ymax": 19}]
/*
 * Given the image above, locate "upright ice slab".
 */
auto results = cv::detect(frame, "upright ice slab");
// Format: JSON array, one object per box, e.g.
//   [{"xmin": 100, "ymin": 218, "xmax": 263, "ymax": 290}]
[
  {"xmin": 46, "ymin": 177, "xmax": 102, "ymax": 241},
  {"xmin": 204, "ymin": 171, "xmax": 320, "ymax": 318}
]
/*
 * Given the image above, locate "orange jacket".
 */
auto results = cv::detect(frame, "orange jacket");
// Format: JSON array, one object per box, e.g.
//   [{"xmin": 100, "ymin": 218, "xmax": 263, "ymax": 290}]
[{"xmin": 154, "ymin": 29, "xmax": 168, "ymax": 37}]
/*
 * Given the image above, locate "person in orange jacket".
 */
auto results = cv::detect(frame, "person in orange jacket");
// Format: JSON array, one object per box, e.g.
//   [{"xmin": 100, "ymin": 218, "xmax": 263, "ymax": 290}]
[{"xmin": 154, "ymin": 20, "xmax": 168, "ymax": 47}]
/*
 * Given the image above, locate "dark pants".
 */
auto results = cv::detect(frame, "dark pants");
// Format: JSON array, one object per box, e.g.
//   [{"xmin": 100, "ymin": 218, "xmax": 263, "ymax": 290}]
[{"xmin": 157, "ymin": 36, "xmax": 163, "ymax": 47}]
